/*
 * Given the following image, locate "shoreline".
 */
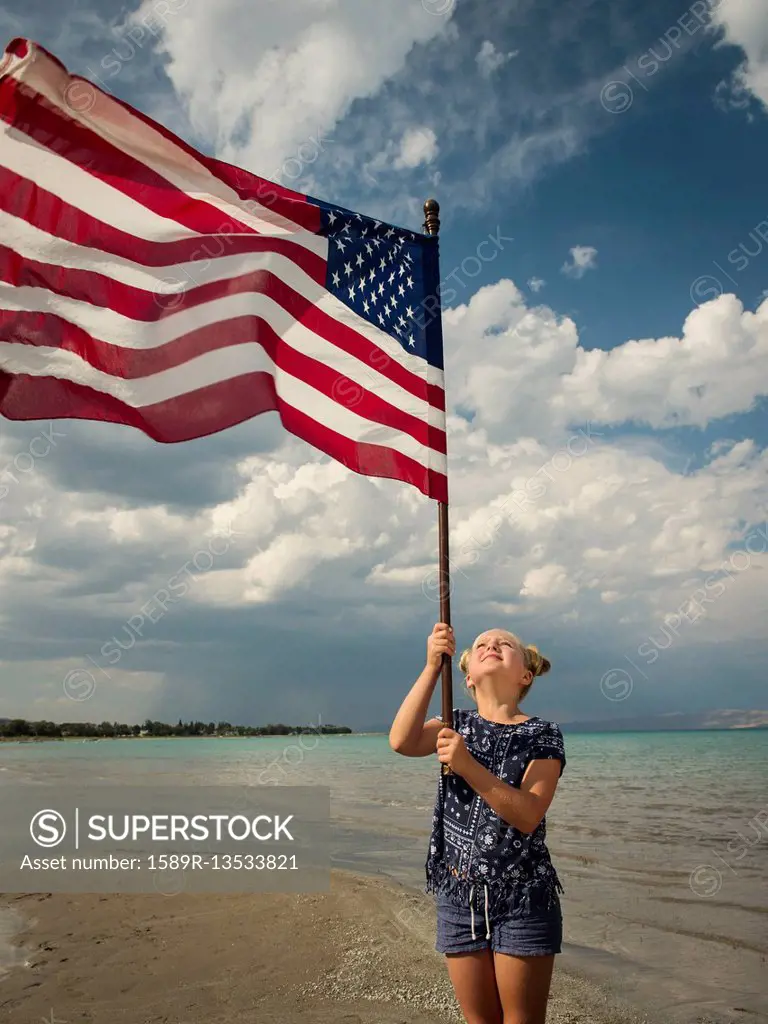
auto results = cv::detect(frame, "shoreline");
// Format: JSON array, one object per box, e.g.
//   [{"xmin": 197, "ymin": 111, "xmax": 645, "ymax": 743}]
[
  {"xmin": 0, "ymin": 869, "xmax": 653, "ymax": 1024},
  {"xmin": 0, "ymin": 733, "xmax": 362, "ymax": 743}
]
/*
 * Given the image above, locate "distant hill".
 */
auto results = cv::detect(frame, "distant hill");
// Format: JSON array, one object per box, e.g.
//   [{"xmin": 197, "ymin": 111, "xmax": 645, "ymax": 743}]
[
  {"xmin": 361, "ymin": 709, "xmax": 768, "ymax": 733},
  {"xmin": 560, "ymin": 709, "xmax": 768, "ymax": 733}
]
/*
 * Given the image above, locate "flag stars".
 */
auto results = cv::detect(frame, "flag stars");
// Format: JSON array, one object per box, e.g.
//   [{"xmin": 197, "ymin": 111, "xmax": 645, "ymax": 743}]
[{"xmin": 325, "ymin": 209, "xmax": 431, "ymax": 356}]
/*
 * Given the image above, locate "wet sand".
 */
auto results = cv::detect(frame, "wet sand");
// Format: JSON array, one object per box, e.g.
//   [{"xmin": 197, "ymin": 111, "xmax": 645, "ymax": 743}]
[{"xmin": 0, "ymin": 868, "xmax": 654, "ymax": 1024}]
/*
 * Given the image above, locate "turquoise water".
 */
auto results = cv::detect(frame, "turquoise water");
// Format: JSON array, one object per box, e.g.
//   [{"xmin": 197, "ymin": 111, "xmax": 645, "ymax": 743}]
[{"xmin": 1, "ymin": 728, "xmax": 766, "ymax": 1022}]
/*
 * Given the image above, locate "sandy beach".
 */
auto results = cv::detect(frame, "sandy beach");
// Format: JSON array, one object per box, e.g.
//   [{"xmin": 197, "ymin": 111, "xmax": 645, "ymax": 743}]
[{"xmin": 0, "ymin": 868, "xmax": 656, "ymax": 1024}]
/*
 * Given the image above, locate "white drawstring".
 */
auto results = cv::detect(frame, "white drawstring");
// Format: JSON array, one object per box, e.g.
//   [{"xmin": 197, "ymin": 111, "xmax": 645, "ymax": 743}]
[{"xmin": 469, "ymin": 882, "xmax": 491, "ymax": 940}]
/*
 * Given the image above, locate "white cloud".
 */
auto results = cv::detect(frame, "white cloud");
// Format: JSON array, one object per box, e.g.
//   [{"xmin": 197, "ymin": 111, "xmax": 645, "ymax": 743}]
[
  {"xmin": 129, "ymin": 0, "xmax": 454, "ymax": 177},
  {"xmin": 552, "ymin": 294, "xmax": 768, "ymax": 430},
  {"xmin": 476, "ymin": 40, "xmax": 518, "ymax": 78},
  {"xmin": 520, "ymin": 564, "xmax": 577, "ymax": 599},
  {"xmin": 528, "ymin": 277, "xmax": 545, "ymax": 293},
  {"xmin": 445, "ymin": 282, "xmax": 768, "ymax": 437},
  {"xmin": 392, "ymin": 126, "xmax": 439, "ymax": 170},
  {"xmin": 560, "ymin": 245, "xmax": 598, "ymax": 279},
  {"xmin": 711, "ymin": 0, "xmax": 768, "ymax": 111}
]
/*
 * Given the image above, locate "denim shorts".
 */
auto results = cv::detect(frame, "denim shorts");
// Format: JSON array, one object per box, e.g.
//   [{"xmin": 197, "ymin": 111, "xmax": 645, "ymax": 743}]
[{"xmin": 435, "ymin": 890, "xmax": 562, "ymax": 957}]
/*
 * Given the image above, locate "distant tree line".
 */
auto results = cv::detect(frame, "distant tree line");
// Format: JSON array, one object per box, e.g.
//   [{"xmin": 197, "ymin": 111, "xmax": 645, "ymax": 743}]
[{"xmin": 0, "ymin": 717, "xmax": 352, "ymax": 739}]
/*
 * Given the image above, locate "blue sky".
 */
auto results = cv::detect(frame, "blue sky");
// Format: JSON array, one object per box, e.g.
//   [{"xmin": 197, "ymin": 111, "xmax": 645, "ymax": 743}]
[{"xmin": 0, "ymin": 0, "xmax": 766, "ymax": 730}]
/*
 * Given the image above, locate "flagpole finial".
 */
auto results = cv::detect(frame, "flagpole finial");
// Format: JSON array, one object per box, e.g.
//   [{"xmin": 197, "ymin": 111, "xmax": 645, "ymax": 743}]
[{"xmin": 423, "ymin": 198, "xmax": 440, "ymax": 236}]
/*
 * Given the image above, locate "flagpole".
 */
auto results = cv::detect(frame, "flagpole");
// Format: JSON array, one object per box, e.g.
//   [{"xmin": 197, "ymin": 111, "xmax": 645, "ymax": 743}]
[{"xmin": 423, "ymin": 199, "xmax": 454, "ymax": 775}]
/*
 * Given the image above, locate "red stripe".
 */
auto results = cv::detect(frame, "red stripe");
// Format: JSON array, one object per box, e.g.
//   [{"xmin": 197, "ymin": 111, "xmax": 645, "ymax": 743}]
[
  {"xmin": 0, "ymin": 75, "xmax": 322, "ymax": 238},
  {"xmin": 0, "ymin": 371, "xmax": 448, "ymax": 502},
  {"xmin": 207, "ymin": 154, "xmax": 319, "ymax": 232},
  {"xmin": 0, "ymin": 247, "xmax": 445, "ymax": 413},
  {"xmin": 0, "ymin": 165, "xmax": 326, "ymax": 280},
  {"xmin": 0, "ymin": 308, "xmax": 446, "ymax": 455}
]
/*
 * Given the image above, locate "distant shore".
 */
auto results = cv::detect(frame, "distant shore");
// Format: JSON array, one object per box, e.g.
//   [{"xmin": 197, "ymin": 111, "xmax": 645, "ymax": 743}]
[{"xmin": 0, "ymin": 733, "xmax": 362, "ymax": 743}]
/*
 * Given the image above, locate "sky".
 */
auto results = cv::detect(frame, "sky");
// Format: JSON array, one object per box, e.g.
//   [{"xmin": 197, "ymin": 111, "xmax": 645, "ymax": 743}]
[{"xmin": 0, "ymin": 0, "xmax": 767, "ymax": 731}]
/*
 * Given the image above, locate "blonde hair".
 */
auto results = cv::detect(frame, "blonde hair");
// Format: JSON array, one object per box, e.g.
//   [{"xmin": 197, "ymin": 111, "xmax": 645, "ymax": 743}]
[{"xmin": 459, "ymin": 632, "xmax": 551, "ymax": 703}]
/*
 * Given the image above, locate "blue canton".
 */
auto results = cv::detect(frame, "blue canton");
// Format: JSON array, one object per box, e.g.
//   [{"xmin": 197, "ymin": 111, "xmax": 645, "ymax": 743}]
[
  {"xmin": 316, "ymin": 201, "xmax": 443, "ymax": 371},
  {"xmin": 425, "ymin": 709, "xmax": 566, "ymax": 919}
]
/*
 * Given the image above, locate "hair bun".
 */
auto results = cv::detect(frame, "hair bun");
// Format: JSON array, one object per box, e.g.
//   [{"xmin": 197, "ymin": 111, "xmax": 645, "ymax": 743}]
[{"xmin": 526, "ymin": 644, "xmax": 551, "ymax": 677}]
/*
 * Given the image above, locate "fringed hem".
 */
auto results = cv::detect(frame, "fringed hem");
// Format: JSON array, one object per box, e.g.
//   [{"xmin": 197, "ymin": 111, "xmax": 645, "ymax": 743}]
[{"xmin": 424, "ymin": 855, "xmax": 565, "ymax": 919}]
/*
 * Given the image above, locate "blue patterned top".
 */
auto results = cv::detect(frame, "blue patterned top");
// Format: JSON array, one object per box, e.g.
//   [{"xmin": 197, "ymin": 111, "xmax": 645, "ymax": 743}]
[{"xmin": 424, "ymin": 708, "xmax": 566, "ymax": 918}]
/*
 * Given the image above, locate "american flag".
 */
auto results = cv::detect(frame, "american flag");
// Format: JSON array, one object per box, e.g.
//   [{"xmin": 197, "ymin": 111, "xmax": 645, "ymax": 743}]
[{"xmin": 0, "ymin": 39, "xmax": 448, "ymax": 502}]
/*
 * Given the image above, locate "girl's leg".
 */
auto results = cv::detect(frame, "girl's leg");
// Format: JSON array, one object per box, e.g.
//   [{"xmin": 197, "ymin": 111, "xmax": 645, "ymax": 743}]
[
  {"xmin": 492, "ymin": 952, "xmax": 555, "ymax": 1024},
  {"xmin": 445, "ymin": 950, "xmax": 504, "ymax": 1024}
]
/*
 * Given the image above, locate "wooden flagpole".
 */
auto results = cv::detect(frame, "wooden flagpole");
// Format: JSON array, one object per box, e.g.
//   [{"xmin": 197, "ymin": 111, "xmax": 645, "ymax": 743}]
[{"xmin": 423, "ymin": 199, "xmax": 454, "ymax": 774}]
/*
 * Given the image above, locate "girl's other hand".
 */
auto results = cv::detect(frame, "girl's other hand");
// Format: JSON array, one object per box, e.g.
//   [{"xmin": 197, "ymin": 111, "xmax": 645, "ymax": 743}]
[{"xmin": 436, "ymin": 727, "xmax": 472, "ymax": 774}]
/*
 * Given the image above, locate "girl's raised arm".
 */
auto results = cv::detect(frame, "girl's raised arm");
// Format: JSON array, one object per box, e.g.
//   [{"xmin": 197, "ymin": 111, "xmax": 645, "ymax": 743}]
[{"xmin": 389, "ymin": 623, "xmax": 455, "ymax": 757}]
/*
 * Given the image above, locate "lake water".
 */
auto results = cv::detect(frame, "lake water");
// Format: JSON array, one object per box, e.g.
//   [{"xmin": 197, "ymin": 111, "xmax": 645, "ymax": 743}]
[{"xmin": 1, "ymin": 727, "xmax": 766, "ymax": 1022}]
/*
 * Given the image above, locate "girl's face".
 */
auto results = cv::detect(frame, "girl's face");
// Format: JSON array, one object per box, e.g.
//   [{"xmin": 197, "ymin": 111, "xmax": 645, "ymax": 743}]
[{"xmin": 466, "ymin": 629, "xmax": 531, "ymax": 693}]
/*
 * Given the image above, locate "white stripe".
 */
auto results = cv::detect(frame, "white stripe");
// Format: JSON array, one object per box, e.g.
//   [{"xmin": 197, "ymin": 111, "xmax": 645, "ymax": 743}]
[
  {"xmin": 0, "ymin": 205, "xmax": 327, "ymax": 291},
  {"xmin": 0, "ymin": 341, "xmax": 448, "ymax": 476},
  {"xmin": 0, "ymin": 127, "xmax": 196, "ymax": 243},
  {"xmin": 5, "ymin": 43, "xmax": 325, "ymax": 255}
]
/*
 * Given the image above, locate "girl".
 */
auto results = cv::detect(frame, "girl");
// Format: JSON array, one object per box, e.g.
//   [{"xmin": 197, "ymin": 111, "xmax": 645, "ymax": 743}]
[{"xmin": 389, "ymin": 622, "xmax": 566, "ymax": 1024}]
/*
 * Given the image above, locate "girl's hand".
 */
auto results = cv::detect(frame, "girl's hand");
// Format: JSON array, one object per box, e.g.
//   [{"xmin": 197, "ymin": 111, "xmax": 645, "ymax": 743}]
[
  {"xmin": 436, "ymin": 727, "xmax": 472, "ymax": 774},
  {"xmin": 426, "ymin": 622, "xmax": 455, "ymax": 671}
]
